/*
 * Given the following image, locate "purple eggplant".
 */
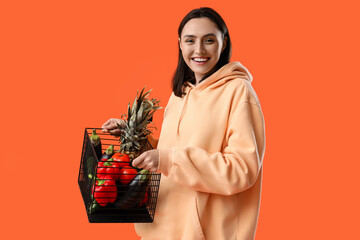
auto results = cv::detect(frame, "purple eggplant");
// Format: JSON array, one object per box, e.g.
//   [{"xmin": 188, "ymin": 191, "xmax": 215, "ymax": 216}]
[
  {"xmin": 114, "ymin": 169, "xmax": 150, "ymax": 209},
  {"xmin": 90, "ymin": 129, "xmax": 102, "ymax": 161},
  {"xmin": 100, "ymin": 145, "xmax": 115, "ymax": 161}
]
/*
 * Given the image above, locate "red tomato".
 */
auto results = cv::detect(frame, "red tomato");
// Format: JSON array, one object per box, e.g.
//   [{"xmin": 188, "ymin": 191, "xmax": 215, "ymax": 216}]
[
  {"xmin": 119, "ymin": 166, "xmax": 137, "ymax": 185},
  {"xmin": 112, "ymin": 152, "xmax": 131, "ymax": 168}
]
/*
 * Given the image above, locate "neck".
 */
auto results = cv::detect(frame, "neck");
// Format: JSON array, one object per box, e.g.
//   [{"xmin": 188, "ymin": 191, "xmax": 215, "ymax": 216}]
[
  {"xmin": 194, "ymin": 74, "xmax": 203, "ymax": 85},
  {"xmin": 195, "ymin": 68, "xmax": 217, "ymax": 85}
]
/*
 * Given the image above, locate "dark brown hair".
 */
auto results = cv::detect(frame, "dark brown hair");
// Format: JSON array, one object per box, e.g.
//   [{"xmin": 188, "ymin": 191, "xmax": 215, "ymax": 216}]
[{"xmin": 172, "ymin": 7, "xmax": 232, "ymax": 97}]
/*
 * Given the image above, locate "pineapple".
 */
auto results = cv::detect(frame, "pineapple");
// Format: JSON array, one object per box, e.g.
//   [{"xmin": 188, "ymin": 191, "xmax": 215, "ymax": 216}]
[{"xmin": 117, "ymin": 87, "xmax": 162, "ymax": 160}]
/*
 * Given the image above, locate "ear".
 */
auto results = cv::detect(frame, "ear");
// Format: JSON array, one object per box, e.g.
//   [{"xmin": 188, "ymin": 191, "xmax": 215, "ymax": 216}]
[
  {"xmin": 222, "ymin": 36, "xmax": 228, "ymax": 53},
  {"xmin": 179, "ymin": 37, "xmax": 182, "ymax": 51}
]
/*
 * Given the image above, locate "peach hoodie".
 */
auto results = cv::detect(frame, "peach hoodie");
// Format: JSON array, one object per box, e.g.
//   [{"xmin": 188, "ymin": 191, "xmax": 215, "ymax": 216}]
[{"xmin": 135, "ymin": 61, "xmax": 266, "ymax": 240}]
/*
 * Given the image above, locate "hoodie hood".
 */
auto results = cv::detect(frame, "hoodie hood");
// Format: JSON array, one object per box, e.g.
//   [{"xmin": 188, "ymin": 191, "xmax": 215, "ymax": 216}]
[
  {"xmin": 176, "ymin": 61, "xmax": 253, "ymax": 139},
  {"xmin": 183, "ymin": 61, "xmax": 253, "ymax": 94}
]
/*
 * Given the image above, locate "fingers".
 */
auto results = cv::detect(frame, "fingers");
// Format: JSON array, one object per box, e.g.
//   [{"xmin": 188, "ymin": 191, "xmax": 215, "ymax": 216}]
[
  {"xmin": 101, "ymin": 118, "xmax": 114, "ymax": 128},
  {"xmin": 102, "ymin": 118, "xmax": 125, "ymax": 133},
  {"xmin": 101, "ymin": 119, "xmax": 113, "ymax": 132},
  {"xmin": 117, "ymin": 119, "xmax": 126, "ymax": 129},
  {"xmin": 132, "ymin": 153, "xmax": 144, "ymax": 168},
  {"xmin": 132, "ymin": 150, "xmax": 160, "ymax": 173},
  {"xmin": 132, "ymin": 152, "xmax": 150, "ymax": 170}
]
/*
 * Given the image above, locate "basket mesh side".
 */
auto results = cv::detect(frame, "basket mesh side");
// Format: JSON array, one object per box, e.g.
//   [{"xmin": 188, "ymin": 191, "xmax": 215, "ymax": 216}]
[
  {"xmin": 78, "ymin": 128, "xmax": 161, "ymax": 223},
  {"xmin": 78, "ymin": 129, "xmax": 97, "ymax": 213}
]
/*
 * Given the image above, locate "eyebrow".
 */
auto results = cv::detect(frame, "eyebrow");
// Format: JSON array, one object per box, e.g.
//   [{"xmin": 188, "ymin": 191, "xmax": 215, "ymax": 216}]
[{"xmin": 183, "ymin": 33, "xmax": 217, "ymax": 38}]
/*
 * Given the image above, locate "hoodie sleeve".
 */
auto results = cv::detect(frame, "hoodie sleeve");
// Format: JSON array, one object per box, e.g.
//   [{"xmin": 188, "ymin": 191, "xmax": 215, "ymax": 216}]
[{"xmin": 157, "ymin": 98, "xmax": 266, "ymax": 195}]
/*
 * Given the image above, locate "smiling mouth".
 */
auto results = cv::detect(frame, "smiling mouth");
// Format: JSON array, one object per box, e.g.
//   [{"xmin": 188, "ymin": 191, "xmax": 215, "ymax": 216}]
[{"xmin": 192, "ymin": 57, "xmax": 210, "ymax": 63}]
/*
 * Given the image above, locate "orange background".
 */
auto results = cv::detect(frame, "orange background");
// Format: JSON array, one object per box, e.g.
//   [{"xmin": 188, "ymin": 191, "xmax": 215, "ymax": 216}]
[{"xmin": 1, "ymin": 0, "xmax": 359, "ymax": 239}]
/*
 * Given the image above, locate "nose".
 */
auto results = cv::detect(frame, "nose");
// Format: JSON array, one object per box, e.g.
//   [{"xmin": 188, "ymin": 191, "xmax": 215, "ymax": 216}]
[{"xmin": 194, "ymin": 41, "xmax": 205, "ymax": 54}]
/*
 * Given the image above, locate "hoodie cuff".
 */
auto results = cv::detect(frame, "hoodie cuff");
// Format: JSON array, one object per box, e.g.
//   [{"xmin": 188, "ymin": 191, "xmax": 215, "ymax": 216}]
[{"xmin": 158, "ymin": 148, "xmax": 176, "ymax": 176}]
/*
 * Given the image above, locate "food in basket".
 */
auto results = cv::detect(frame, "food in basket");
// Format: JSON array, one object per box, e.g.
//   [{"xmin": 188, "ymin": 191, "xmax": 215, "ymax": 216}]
[
  {"xmin": 112, "ymin": 87, "xmax": 161, "ymax": 209},
  {"xmin": 112, "ymin": 152, "xmax": 131, "ymax": 168},
  {"xmin": 90, "ymin": 129, "xmax": 102, "ymax": 161},
  {"xmin": 114, "ymin": 169, "xmax": 150, "ymax": 209},
  {"xmin": 118, "ymin": 87, "xmax": 162, "ymax": 161},
  {"xmin": 92, "ymin": 179, "xmax": 117, "ymax": 207},
  {"xmin": 118, "ymin": 166, "xmax": 138, "ymax": 185},
  {"xmin": 87, "ymin": 87, "xmax": 162, "ymax": 213},
  {"xmin": 96, "ymin": 159, "xmax": 121, "ymax": 180},
  {"xmin": 78, "ymin": 87, "xmax": 162, "ymax": 222},
  {"xmin": 100, "ymin": 145, "xmax": 115, "ymax": 160}
]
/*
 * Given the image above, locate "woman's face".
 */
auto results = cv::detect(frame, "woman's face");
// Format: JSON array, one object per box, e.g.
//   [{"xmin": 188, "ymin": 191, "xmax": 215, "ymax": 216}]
[{"xmin": 179, "ymin": 17, "xmax": 227, "ymax": 83}]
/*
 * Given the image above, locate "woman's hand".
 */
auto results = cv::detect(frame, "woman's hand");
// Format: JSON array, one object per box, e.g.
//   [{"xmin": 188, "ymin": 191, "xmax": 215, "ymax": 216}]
[
  {"xmin": 101, "ymin": 118, "xmax": 126, "ymax": 136},
  {"xmin": 132, "ymin": 149, "xmax": 160, "ymax": 173}
]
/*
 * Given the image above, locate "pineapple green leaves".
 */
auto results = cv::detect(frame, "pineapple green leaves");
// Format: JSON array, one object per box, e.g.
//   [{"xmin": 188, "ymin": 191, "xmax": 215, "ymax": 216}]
[{"xmin": 117, "ymin": 87, "xmax": 162, "ymax": 158}]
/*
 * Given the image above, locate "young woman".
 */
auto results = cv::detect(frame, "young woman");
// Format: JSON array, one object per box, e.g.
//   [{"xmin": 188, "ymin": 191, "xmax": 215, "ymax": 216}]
[{"xmin": 102, "ymin": 7, "xmax": 266, "ymax": 240}]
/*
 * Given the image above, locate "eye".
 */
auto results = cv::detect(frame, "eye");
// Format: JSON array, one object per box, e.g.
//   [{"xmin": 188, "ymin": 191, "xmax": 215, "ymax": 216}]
[
  {"xmin": 185, "ymin": 39, "xmax": 194, "ymax": 43},
  {"xmin": 205, "ymin": 38, "xmax": 215, "ymax": 43}
]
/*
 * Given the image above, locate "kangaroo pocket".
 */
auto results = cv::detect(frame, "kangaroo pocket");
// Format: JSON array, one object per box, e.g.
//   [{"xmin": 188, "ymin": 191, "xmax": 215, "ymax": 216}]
[
  {"xmin": 165, "ymin": 189, "xmax": 205, "ymax": 240},
  {"xmin": 192, "ymin": 196, "xmax": 205, "ymax": 240},
  {"xmin": 135, "ymin": 183, "xmax": 205, "ymax": 240}
]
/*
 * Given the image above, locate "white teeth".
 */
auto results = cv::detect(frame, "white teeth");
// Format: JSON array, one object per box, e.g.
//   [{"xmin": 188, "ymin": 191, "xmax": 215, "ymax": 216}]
[{"xmin": 193, "ymin": 58, "xmax": 208, "ymax": 62}]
